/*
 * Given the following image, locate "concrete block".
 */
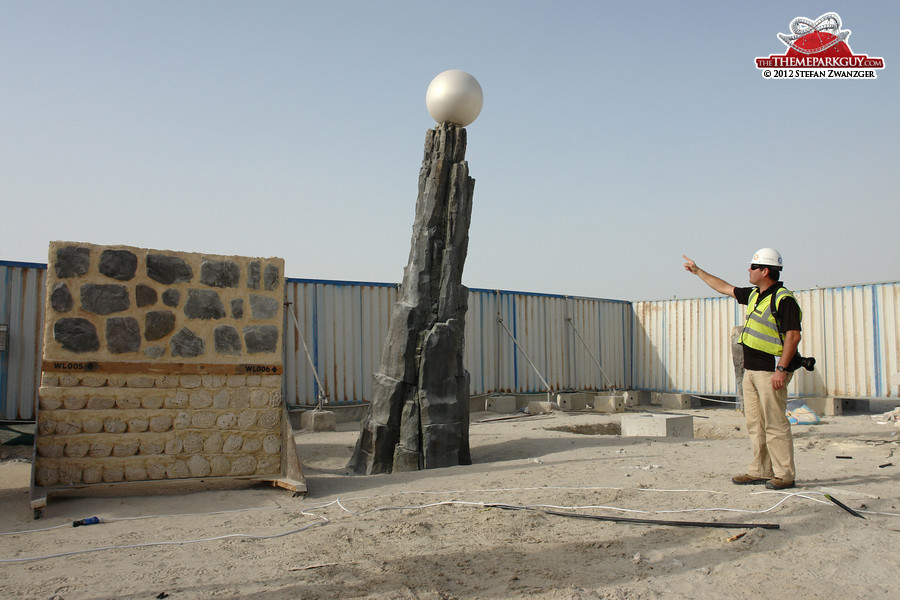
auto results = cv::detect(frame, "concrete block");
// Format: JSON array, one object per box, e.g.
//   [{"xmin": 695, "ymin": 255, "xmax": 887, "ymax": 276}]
[
  {"xmin": 527, "ymin": 401, "xmax": 556, "ymax": 415},
  {"xmin": 300, "ymin": 410, "xmax": 336, "ymax": 432},
  {"xmin": 867, "ymin": 399, "xmax": 900, "ymax": 413},
  {"xmin": 485, "ymin": 395, "xmax": 517, "ymax": 413},
  {"xmin": 622, "ymin": 390, "xmax": 650, "ymax": 407},
  {"xmin": 593, "ymin": 394, "xmax": 625, "ymax": 413},
  {"xmin": 659, "ymin": 393, "xmax": 693, "ymax": 410},
  {"xmin": 621, "ymin": 414, "xmax": 694, "ymax": 438},
  {"xmin": 514, "ymin": 394, "xmax": 542, "ymax": 408},
  {"xmin": 556, "ymin": 392, "xmax": 592, "ymax": 411},
  {"xmin": 650, "ymin": 392, "xmax": 663, "ymax": 405},
  {"xmin": 800, "ymin": 397, "xmax": 842, "ymax": 416},
  {"xmin": 324, "ymin": 404, "xmax": 370, "ymax": 423}
]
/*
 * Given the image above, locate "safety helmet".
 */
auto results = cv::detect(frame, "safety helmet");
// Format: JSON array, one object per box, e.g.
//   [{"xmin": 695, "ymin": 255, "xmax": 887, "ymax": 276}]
[{"xmin": 750, "ymin": 247, "xmax": 783, "ymax": 269}]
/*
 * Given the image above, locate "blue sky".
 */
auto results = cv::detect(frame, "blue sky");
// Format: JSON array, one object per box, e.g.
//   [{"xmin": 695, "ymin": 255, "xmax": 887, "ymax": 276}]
[{"xmin": 2, "ymin": 1, "xmax": 897, "ymax": 300}]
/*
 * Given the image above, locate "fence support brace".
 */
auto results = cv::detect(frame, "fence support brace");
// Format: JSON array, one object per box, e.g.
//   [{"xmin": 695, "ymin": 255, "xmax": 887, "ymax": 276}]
[
  {"xmin": 285, "ymin": 302, "xmax": 330, "ymax": 410},
  {"xmin": 498, "ymin": 317, "xmax": 552, "ymax": 403},
  {"xmin": 566, "ymin": 317, "xmax": 615, "ymax": 391}
]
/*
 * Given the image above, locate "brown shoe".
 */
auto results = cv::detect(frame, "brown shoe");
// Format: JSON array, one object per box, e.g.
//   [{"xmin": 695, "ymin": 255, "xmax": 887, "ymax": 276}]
[
  {"xmin": 765, "ymin": 478, "xmax": 796, "ymax": 490},
  {"xmin": 732, "ymin": 474, "xmax": 769, "ymax": 485}
]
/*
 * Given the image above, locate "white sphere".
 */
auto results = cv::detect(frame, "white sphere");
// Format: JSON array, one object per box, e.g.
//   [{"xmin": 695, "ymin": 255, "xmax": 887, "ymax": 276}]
[{"xmin": 425, "ymin": 70, "xmax": 483, "ymax": 127}]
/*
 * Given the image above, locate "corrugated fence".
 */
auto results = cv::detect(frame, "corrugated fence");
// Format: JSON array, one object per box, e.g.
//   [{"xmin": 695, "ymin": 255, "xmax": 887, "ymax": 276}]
[
  {"xmin": 632, "ymin": 284, "xmax": 900, "ymax": 400},
  {"xmin": 283, "ymin": 281, "xmax": 632, "ymax": 405},
  {"xmin": 0, "ymin": 261, "xmax": 46, "ymax": 420},
  {"xmin": 2, "ymin": 259, "xmax": 897, "ymax": 419}
]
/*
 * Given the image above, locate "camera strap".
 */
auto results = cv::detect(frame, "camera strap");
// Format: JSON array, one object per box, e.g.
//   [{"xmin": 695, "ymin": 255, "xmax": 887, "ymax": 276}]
[{"xmin": 768, "ymin": 287, "xmax": 805, "ymax": 371}]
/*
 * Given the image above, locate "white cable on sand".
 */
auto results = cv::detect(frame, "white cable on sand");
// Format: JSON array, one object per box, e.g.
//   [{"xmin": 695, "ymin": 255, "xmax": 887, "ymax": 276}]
[
  {"xmin": 0, "ymin": 518, "xmax": 327, "ymax": 564},
  {"xmin": 3, "ymin": 485, "xmax": 896, "ymax": 563}
]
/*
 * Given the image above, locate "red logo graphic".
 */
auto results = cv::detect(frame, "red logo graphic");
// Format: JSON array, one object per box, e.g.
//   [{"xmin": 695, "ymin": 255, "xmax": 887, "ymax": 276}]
[{"xmin": 756, "ymin": 13, "xmax": 885, "ymax": 79}]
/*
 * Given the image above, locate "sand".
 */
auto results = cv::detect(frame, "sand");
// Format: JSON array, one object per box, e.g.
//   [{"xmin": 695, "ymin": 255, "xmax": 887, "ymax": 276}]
[{"xmin": 1, "ymin": 406, "xmax": 898, "ymax": 600}]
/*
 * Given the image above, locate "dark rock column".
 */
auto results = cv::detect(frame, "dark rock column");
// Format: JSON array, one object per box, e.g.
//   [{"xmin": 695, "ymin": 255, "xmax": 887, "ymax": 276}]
[{"xmin": 349, "ymin": 123, "xmax": 474, "ymax": 474}]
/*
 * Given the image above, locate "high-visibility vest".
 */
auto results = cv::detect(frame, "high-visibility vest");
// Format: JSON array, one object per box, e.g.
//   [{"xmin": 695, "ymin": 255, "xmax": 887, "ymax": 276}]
[{"xmin": 739, "ymin": 286, "xmax": 801, "ymax": 356}]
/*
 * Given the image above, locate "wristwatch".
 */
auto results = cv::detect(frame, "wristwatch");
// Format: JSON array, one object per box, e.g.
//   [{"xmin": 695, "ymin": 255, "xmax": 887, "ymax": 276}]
[{"xmin": 775, "ymin": 366, "xmax": 786, "ymax": 372}]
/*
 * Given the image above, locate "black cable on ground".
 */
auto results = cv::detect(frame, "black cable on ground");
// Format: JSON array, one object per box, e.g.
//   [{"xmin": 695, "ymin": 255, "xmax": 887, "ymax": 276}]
[
  {"xmin": 824, "ymin": 494, "xmax": 866, "ymax": 519},
  {"xmin": 489, "ymin": 504, "xmax": 780, "ymax": 530}
]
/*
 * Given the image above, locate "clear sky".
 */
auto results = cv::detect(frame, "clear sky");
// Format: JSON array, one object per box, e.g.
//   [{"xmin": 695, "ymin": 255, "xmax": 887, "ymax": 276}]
[{"xmin": 2, "ymin": 1, "xmax": 897, "ymax": 301}]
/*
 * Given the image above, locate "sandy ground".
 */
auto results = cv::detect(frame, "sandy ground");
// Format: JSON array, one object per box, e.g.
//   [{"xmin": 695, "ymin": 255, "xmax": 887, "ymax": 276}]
[{"xmin": 1, "ymin": 406, "xmax": 898, "ymax": 600}]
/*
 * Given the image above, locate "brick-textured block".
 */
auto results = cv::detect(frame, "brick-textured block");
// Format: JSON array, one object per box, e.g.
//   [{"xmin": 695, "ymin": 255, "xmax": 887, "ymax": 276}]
[
  {"xmin": 227, "ymin": 375, "xmax": 247, "ymax": 387},
  {"xmin": 180, "ymin": 375, "xmax": 202, "ymax": 389},
  {"xmin": 202, "ymin": 374, "xmax": 228, "ymax": 388},
  {"xmin": 126, "ymin": 375, "xmax": 155, "ymax": 388},
  {"xmin": 261, "ymin": 375, "xmax": 281, "ymax": 388}
]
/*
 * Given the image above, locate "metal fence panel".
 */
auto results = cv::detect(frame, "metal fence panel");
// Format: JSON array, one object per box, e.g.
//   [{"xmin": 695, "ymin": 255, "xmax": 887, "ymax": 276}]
[
  {"xmin": 568, "ymin": 298, "xmax": 600, "ymax": 390},
  {"xmin": 283, "ymin": 279, "xmax": 399, "ymax": 406},
  {"xmin": 0, "ymin": 262, "xmax": 46, "ymax": 420},
  {"xmin": 632, "ymin": 300, "xmax": 670, "ymax": 393},
  {"xmin": 876, "ymin": 283, "xmax": 900, "ymax": 399},
  {"xmin": 465, "ymin": 290, "xmax": 499, "ymax": 395},
  {"xmin": 488, "ymin": 291, "xmax": 631, "ymax": 395},
  {"xmin": 515, "ymin": 294, "xmax": 553, "ymax": 393},
  {"xmin": 802, "ymin": 284, "xmax": 899, "ymax": 399},
  {"xmin": 566, "ymin": 297, "xmax": 631, "ymax": 391},
  {"xmin": 496, "ymin": 291, "xmax": 518, "ymax": 393},
  {"xmin": 790, "ymin": 288, "xmax": 825, "ymax": 398}
]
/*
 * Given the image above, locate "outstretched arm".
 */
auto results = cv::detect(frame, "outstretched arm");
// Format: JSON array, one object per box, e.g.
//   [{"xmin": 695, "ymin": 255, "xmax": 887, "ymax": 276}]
[{"xmin": 682, "ymin": 255, "xmax": 736, "ymax": 298}]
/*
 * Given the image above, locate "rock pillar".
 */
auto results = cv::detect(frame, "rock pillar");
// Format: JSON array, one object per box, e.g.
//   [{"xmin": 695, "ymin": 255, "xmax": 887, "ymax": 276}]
[{"xmin": 349, "ymin": 123, "xmax": 474, "ymax": 474}]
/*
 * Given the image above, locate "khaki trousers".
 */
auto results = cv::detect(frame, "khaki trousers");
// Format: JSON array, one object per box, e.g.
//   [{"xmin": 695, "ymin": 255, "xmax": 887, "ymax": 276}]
[{"xmin": 742, "ymin": 369, "xmax": 795, "ymax": 481}]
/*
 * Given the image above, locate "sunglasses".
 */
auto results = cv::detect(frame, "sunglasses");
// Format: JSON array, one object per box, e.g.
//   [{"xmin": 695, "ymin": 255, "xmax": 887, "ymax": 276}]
[{"xmin": 749, "ymin": 264, "xmax": 767, "ymax": 271}]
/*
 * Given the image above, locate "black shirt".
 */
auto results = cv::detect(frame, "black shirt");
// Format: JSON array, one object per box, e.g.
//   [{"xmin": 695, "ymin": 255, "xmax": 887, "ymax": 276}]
[{"xmin": 735, "ymin": 284, "xmax": 802, "ymax": 371}]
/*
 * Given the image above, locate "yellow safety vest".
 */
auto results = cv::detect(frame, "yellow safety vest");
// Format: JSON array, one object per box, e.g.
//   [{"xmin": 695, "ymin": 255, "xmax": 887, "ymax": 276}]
[{"xmin": 740, "ymin": 287, "xmax": 801, "ymax": 356}]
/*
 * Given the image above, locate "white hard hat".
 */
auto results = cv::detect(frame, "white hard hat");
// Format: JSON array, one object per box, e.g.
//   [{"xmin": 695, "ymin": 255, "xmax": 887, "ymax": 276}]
[{"xmin": 750, "ymin": 247, "xmax": 783, "ymax": 268}]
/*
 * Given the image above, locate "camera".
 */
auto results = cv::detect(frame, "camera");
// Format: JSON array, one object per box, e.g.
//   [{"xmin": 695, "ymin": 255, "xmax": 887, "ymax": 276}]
[{"xmin": 787, "ymin": 353, "xmax": 816, "ymax": 372}]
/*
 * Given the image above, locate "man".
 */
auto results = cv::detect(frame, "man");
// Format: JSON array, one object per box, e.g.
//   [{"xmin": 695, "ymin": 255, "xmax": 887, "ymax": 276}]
[{"xmin": 682, "ymin": 248, "xmax": 802, "ymax": 490}]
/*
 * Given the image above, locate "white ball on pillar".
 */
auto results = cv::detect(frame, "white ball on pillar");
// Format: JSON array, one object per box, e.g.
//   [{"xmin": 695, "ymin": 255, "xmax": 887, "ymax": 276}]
[{"xmin": 425, "ymin": 70, "xmax": 483, "ymax": 127}]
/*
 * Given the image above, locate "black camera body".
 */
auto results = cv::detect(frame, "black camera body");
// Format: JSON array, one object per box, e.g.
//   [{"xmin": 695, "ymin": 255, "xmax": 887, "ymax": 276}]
[{"xmin": 787, "ymin": 353, "xmax": 816, "ymax": 372}]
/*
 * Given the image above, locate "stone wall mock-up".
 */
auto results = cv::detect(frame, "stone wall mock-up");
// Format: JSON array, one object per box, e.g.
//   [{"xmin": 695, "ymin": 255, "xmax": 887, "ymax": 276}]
[{"xmin": 32, "ymin": 242, "xmax": 302, "ymax": 506}]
